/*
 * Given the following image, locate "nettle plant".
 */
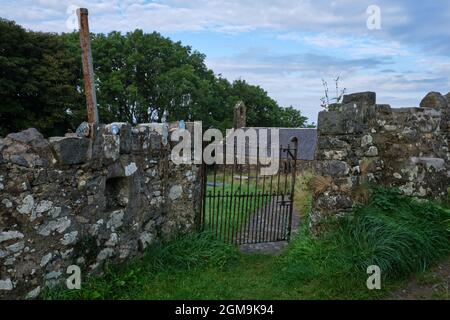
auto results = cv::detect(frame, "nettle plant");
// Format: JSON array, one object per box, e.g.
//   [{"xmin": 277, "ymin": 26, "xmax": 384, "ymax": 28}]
[{"xmin": 320, "ymin": 76, "xmax": 347, "ymax": 110}]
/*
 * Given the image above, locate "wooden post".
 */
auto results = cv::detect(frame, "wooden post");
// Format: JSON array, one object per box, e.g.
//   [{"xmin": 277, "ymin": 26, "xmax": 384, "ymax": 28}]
[{"xmin": 77, "ymin": 8, "xmax": 99, "ymax": 125}]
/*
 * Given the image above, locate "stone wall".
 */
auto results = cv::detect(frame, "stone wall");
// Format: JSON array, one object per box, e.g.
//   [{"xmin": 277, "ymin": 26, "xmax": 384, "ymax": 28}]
[
  {"xmin": 0, "ymin": 123, "xmax": 201, "ymax": 299},
  {"xmin": 312, "ymin": 91, "xmax": 450, "ymax": 230}
]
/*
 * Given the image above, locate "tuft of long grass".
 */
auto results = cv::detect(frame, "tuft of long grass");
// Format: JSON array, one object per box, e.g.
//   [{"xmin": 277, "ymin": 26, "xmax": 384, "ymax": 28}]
[
  {"xmin": 277, "ymin": 187, "xmax": 450, "ymax": 297},
  {"xmin": 44, "ymin": 232, "xmax": 238, "ymax": 300},
  {"xmin": 142, "ymin": 231, "xmax": 239, "ymax": 272},
  {"xmin": 293, "ymin": 171, "xmax": 314, "ymax": 217}
]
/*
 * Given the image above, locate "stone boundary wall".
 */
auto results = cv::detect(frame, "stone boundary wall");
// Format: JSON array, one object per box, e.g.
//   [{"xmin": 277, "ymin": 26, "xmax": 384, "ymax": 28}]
[
  {"xmin": 311, "ymin": 91, "xmax": 450, "ymax": 231},
  {"xmin": 0, "ymin": 123, "xmax": 201, "ymax": 299}
]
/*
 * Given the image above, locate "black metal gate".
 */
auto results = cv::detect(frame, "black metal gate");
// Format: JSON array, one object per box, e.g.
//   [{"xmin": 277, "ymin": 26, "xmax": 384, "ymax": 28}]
[{"xmin": 199, "ymin": 141, "xmax": 298, "ymax": 245}]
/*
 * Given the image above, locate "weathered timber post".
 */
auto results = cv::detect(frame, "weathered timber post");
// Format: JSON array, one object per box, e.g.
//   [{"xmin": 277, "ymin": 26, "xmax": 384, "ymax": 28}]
[{"xmin": 77, "ymin": 8, "xmax": 99, "ymax": 126}]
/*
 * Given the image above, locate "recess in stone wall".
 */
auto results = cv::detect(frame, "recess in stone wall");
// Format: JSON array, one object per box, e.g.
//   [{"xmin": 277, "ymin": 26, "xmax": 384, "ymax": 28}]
[{"xmin": 104, "ymin": 177, "xmax": 130, "ymax": 212}]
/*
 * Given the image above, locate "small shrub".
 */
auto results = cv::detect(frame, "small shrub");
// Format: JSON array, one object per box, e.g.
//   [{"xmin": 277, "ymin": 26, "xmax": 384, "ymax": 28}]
[
  {"xmin": 311, "ymin": 175, "xmax": 332, "ymax": 196},
  {"xmin": 352, "ymin": 183, "xmax": 372, "ymax": 205}
]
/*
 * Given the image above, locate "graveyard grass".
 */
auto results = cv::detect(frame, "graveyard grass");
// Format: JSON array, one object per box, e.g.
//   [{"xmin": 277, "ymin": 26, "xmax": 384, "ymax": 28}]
[
  {"xmin": 203, "ymin": 183, "xmax": 271, "ymax": 242},
  {"xmin": 44, "ymin": 187, "xmax": 450, "ymax": 300}
]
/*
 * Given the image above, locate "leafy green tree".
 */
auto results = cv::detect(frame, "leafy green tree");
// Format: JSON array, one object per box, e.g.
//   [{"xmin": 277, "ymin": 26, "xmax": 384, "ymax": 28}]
[
  {"xmin": 0, "ymin": 19, "xmax": 83, "ymax": 136},
  {"xmin": 227, "ymin": 79, "xmax": 278, "ymax": 127},
  {"xmin": 226, "ymin": 80, "xmax": 309, "ymax": 128},
  {"xmin": 1, "ymin": 18, "xmax": 311, "ymax": 137},
  {"xmin": 277, "ymin": 106, "xmax": 309, "ymax": 128}
]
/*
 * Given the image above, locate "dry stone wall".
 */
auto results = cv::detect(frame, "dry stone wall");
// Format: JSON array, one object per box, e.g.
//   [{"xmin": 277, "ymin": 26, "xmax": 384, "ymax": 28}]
[
  {"xmin": 0, "ymin": 123, "xmax": 201, "ymax": 299},
  {"xmin": 312, "ymin": 91, "xmax": 450, "ymax": 231}
]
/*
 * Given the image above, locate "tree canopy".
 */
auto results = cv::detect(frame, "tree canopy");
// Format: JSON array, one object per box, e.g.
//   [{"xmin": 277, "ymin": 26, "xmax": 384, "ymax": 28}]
[
  {"xmin": 0, "ymin": 19, "xmax": 83, "ymax": 136},
  {"xmin": 0, "ymin": 18, "xmax": 311, "ymax": 137}
]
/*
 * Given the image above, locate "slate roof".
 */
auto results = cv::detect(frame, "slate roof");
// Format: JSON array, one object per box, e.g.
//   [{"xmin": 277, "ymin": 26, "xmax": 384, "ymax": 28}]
[{"xmin": 242, "ymin": 127, "xmax": 317, "ymax": 160}]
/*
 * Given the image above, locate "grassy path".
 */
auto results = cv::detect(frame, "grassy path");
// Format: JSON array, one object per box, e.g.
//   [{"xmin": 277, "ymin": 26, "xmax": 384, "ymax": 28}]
[
  {"xmin": 44, "ymin": 234, "xmax": 449, "ymax": 300},
  {"xmin": 203, "ymin": 182, "xmax": 271, "ymax": 242},
  {"xmin": 44, "ymin": 232, "xmax": 392, "ymax": 300},
  {"xmin": 132, "ymin": 252, "xmax": 387, "ymax": 300},
  {"xmin": 388, "ymin": 256, "xmax": 450, "ymax": 300}
]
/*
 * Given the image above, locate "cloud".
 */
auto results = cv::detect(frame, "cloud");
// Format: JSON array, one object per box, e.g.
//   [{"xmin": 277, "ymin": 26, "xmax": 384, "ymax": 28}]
[
  {"xmin": 303, "ymin": 34, "xmax": 349, "ymax": 48},
  {"xmin": 3, "ymin": 0, "xmax": 450, "ymax": 56},
  {"xmin": 0, "ymin": 1, "xmax": 407, "ymax": 32},
  {"xmin": 278, "ymin": 32, "xmax": 350, "ymax": 48},
  {"xmin": 215, "ymin": 49, "xmax": 394, "ymax": 78},
  {"xmin": 206, "ymin": 41, "xmax": 449, "ymax": 122}
]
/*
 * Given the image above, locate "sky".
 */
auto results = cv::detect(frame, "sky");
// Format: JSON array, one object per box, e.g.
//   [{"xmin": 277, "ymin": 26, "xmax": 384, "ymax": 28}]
[{"xmin": 1, "ymin": 0, "xmax": 449, "ymax": 124}]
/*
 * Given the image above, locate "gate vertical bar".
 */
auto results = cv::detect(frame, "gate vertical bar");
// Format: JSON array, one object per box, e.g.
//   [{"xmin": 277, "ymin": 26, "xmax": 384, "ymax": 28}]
[
  {"xmin": 226, "ymin": 155, "xmax": 235, "ymax": 243},
  {"xmin": 244, "ymin": 163, "xmax": 252, "ymax": 244},
  {"xmin": 219, "ymin": 146, "xmax": 226, "ymax": 240},
  {"xmin": 259, "ymin": 171, "xmax": 267, "ymax": 242},
  {"xmin": 251, "ymin": 150, "xmax": 260, "ymax": 243},
  {"xmin": 232, "ymin": 163, "xmax": 244, "ymax": 244},
  {"xmin": 230, "ymin": 161, "xmax": 241, "ymax": 244},
  {"xmin": 207, "ymin": 189, "xmax": 212, "ymax": 231},
  {"xmin": 199, "ymin": 160, "xmax": 207, "ymax": 231},
  {"xmin": 274, "ymin": 145, "xmax": 283, "ymax": 241},
  {"xmin": 212, "ymin": 164, "xmax": 218, "ymax": 238},
  {"xmin": 256, "ymin": 144, "xmax": 263, "ymax": 243},
  {"xmin": 268, "ymin": 174, "xmax": 276, "ymax": 242}
]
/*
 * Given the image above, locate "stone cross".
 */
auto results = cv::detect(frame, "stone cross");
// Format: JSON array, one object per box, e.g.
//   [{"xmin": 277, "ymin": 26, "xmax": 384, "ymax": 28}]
[{"xmin": 233, "ymin": 101, "xmax": 246, "ymax": 129}]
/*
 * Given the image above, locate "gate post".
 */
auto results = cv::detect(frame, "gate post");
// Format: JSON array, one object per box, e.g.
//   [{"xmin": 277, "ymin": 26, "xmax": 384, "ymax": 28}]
[{"xmin": 287, "ymin": 137, "xmax": 298, "ymax": 241}]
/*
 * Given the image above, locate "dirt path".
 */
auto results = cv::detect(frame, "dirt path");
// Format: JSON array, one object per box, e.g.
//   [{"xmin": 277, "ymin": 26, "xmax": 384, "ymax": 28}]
[{"xmin": 389, "ymin": 257, "xmax": 450, "ymax": 300}]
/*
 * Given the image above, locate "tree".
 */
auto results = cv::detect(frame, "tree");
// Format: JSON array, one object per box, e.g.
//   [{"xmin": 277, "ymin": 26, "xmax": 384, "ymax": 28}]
[
  {"xmin": 0, "ymin": 19, "xmax": 83, "ymax": 136},
  {"xmin": 277, "ymin": 106, "xmax": 308, "ymax": 128},
  {"xmin": 228, "ymin": 79, "xmax": 281, "ymax": 127},
  {"xmin": 1, "ymin": 18, "xmax": 310, "ymax": 137}
]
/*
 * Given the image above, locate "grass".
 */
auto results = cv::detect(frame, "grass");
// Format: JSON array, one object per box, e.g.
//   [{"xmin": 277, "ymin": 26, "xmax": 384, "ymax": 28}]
[
  {"xmin": 45, "ymin": 187, "xmax": 450, "ymax": 300},
  {"xmin": 277, "ymin": 188, "xmax": 450, "ymax": 298},
  {"xmin": 293, "ymin": 170, "xmax": 314, "ymax": 217},
  {"xmin": 45, "ymin": 232, "xmax": 239, "ymax": 300}
]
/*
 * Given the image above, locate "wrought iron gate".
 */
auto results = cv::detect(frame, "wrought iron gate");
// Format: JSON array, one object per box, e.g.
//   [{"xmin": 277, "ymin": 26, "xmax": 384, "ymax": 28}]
[{"xmin": 199, "ymin": 141, "xmax": 298, "ymax": 245}]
